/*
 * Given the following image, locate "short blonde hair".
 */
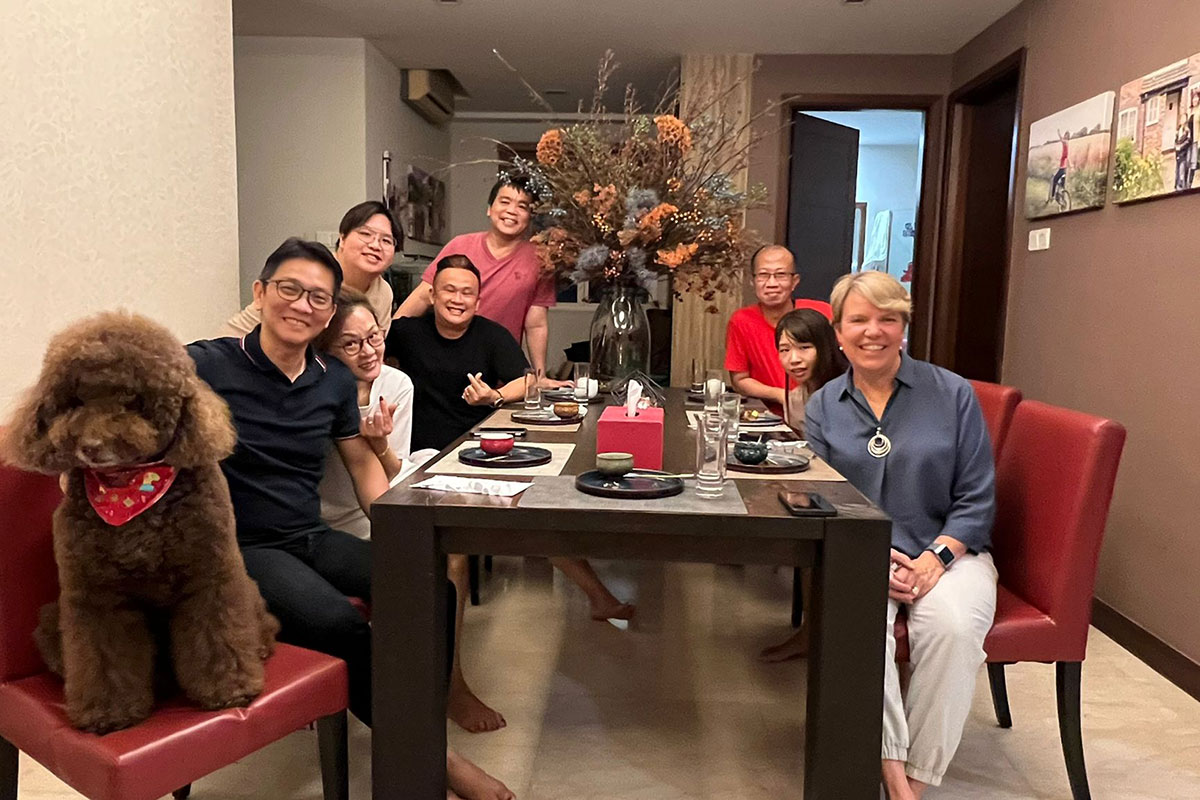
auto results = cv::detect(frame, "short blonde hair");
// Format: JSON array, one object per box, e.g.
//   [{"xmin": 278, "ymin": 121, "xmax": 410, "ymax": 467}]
[{"xmin": 830, "ymin": 271, "xmax": 912, "ymax": 326}]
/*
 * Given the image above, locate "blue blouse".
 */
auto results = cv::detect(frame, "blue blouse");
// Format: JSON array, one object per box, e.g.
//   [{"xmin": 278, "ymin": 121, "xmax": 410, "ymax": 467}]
[{"xmin": 805, "ymin": 355, "xmax": 995, "ymax": 557}]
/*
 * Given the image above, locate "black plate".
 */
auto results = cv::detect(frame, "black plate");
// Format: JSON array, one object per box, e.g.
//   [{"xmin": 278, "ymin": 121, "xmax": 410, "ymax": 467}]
[
  {"xmin": 458, "ymin": 446, "xmax": 553, "ymax": 468},
  {"xmin": 510, "ymin": 409, "xmax": 583, "ymax": 425},
  {"xmin": 738, "ymin": 411, "xmax": 785, "ymax": 427},
  {"xmin": 727, "ymin": 453, "xmax": 811, "ymax": 474},
  {"xmin": 574, "ymin": 469, "xmax": 685, "ymax": 499}
]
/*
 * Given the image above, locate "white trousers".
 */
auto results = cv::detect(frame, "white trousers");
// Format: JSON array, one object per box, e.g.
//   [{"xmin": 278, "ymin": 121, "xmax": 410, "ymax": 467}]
[{"xmin": 882, "ymin": 551, "xmax": 997, "ymax": 786}]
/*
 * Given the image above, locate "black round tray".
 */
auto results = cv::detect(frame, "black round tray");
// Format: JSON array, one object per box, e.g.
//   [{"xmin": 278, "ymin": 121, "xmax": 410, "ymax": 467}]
[
  {"xmin": 510, "ymin": 409, "xmax": 584, "ymax": 425},
  {"xmin": 575, "ymin": 469, "xmax": 685, "ymax": 499},
  {"xmin": 727, "ymin": 452, "xmax": 810, "ymax": 474},
  {"xmin": 738, "ymin": 412, "xmax": 785, "ymax": 427},
  {"xmin": 458, "ymin": 446, "xmax": 553, "ymax": 468}
]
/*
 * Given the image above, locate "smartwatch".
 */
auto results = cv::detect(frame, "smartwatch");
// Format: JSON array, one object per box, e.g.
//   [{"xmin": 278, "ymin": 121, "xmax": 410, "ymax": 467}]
[{"xmin": 926, "ymin": 542, "xmax": 955, "ymax": 568}]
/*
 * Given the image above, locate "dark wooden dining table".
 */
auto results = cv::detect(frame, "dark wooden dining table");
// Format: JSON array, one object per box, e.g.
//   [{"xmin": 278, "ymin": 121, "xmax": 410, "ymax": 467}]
[{"xmin": 371, "ymin": 389, "xmax": 891, "ymax": 799}]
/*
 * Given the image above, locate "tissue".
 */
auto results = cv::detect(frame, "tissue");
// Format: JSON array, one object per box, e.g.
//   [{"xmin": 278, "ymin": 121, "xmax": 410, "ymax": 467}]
[{"xmin": 626, "ymin": 379, "xmax": 642, "ymax": 417}]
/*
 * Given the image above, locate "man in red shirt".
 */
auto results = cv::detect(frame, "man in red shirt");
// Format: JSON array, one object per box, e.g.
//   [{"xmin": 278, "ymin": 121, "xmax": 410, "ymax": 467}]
[
  {"xmin": 394, "ymin": 175, "xmax": 559, "ymax": 375},
  {"xmin": 725, "ymin": 245, "xmax": 833, "ymax": 412}
]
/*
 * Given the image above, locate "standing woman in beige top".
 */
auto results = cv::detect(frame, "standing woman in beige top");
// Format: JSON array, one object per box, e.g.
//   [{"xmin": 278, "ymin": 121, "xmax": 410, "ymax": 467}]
[{"xmin": 219, "ymin": 201, "xmax": 403, "ymax": 337}]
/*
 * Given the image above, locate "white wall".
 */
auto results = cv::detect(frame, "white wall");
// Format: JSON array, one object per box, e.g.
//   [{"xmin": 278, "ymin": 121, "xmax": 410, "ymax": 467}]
[
  {"xmin": 0, "ymin": 0, "xmax": 240, "ymax": 412},
  {"xmin": 233, "ymin": 37, "xmax": 367, "ymax": 301},
  {"xmin": 447, "ymin": 120, "xmax": 549, "ymax": 236},
  {"xmin": 856, "ymin": 144, "xmax": 921, "ymax": 279},
  {"xmin": 363, "ymin": 41, "xmax": 449, "ymax": 259}
]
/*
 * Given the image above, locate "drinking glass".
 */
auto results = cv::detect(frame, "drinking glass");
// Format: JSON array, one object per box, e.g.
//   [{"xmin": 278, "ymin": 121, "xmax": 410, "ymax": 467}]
[
  {"xmin": 523, "ymin": 367, "xmax": 542, "ymax": 410},
  {"xmin": 719, "ymin": 391, "xmax": 741, "ymax": 448},
  {"xmin": 695, "ymin": 411, "xmax": 727, "ymax": 498},
  {"xmin": 573, "ymin": 362, "xmax": 591, "ymax": 408},
  {"xmin": 703, "ymin": 369, "xmax": 725, "ymax": 414},
  {"xmin": 689, "ymin": 359, "xmax": 704, "ymax": 392}
]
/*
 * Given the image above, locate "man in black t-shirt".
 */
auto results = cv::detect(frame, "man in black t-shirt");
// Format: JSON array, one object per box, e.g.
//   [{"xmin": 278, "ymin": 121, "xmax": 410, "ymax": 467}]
[
  {"xmin": 386, "ymin": 254, "xmax": 636, "ymax": 737},
  {"xmin": 387, "ymin": 255, "xmax": 529, "ymax": 452}
]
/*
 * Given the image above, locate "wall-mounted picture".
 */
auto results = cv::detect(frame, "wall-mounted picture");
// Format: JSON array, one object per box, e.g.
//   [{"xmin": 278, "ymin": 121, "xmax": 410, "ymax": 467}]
[
  {"xmin": 398, "ymin": 165, "xmax": 447, "ymax": 245},
  {"xmin": 1114, "ymin": 53, "xmax": 1200, "ymax": 203},
  {"xmin": 1025, "ymin": 91, "xmax": 1115, "ymax": 219}
]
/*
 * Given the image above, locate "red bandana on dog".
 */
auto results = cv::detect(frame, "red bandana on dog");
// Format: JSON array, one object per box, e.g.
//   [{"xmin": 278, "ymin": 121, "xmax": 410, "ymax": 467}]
[{"xmin": 84, "ymin": 463, "xmax": 177, "ymax": 526}]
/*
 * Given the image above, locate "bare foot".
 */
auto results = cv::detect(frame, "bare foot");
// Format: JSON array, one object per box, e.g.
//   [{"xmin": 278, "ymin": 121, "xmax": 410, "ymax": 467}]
[
  {"xmin": 758, "ymin": 627, "xmax": 809, "ymax": 662},
  {"xmin": 448, "ymin": 683, "xmax": 507, "ymax": 733},
  {"xmin": 447, "ymin": 750, "xmax": 515, "ymax": 800},
  {"xmin": 590, "ymin": 601, "xmax": 635, "ymax": 621}
]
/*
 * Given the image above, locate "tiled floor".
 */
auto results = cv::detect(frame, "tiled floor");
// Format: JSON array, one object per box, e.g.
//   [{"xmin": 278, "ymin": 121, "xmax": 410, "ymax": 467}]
[{"xmin": 17, "ymin": 558, "xmax": 1200, "ymax": 798}]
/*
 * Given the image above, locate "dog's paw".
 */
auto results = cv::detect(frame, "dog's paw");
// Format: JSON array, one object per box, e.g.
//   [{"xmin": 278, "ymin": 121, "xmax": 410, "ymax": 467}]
[{"xmin": 71, "ymin": 706, "xmax": 147, "ymax": 735}]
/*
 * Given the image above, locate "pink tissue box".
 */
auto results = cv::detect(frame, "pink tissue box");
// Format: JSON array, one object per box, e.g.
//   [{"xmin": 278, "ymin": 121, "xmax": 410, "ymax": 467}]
[{"xmin": 596, "ymin": 405, "xmax": 664, "ymax": 470}]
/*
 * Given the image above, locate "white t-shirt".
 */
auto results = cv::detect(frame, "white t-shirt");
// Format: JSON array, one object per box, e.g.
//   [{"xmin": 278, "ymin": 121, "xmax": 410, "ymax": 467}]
[{"xmin": 319, "ymin": 365, "xmax": 413, "ymax": 539}]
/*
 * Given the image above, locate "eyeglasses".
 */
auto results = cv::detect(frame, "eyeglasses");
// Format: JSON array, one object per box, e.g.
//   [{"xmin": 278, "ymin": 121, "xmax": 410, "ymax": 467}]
[
  {"xmin": 754, "ymin": 271, "xmax": 796, "ymax": 284},
  {"xmin": 339, "ymin": 329, "xmax": 384, "ymax": 356},
  {"xmin": 266, "ymin": 279, "xmax": 334, "ymax": 310},
  {"xmin": 352, "ymin": 228, "xmax": 397, "ymax": 250}
]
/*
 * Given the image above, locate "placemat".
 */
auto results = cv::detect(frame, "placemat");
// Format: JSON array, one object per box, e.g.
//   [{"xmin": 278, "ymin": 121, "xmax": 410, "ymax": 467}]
[
  {"xmin": 518, "ymin": 475, "xmax": 748, "ymax": 515},
  {"xmin": 426, "ymin": 442, "xmax": 577, "ymax": 477},
  {"xmin": 728, "ymin": 449, "xmax": 846, "ymax": 482},
  {"xmin": 685, "ymin": 409, "xmax": 793, "ymax": 434},
  {"xmin": 482, "ymin": 406, "xmax": 588, "ymax": 432}
]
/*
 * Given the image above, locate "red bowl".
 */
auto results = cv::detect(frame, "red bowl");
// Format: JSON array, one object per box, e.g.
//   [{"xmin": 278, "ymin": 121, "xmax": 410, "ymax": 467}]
[{"xmin": 479, "ymin": 433, "xmax": 515, "ymax": 455}]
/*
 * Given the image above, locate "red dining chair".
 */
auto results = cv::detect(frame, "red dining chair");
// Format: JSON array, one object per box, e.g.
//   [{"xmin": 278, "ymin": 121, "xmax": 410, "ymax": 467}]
[
  {"xmin": 894, "ymin": 400, "xmax": 1126, "ymax": 800},
  {"xmin": 0, "ymin": 463, "xmax": 352, "ymax": 800},
  {"xmin": 791, "ymin": 380, "xmax": 1022, "ymax": 627},
  {"xmin": 967, "ymin": 379, "xmax": 1022, "ymax": 460}
]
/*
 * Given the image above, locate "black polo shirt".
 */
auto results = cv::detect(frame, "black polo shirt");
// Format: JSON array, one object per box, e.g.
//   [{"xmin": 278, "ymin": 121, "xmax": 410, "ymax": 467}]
[
  {"xmin": 386, "ymin": 313, "xmax": 528, "ymax": 452},
  {"xmin": 188, "ymin": 326, "xmax": 360, "ymax": 549}
]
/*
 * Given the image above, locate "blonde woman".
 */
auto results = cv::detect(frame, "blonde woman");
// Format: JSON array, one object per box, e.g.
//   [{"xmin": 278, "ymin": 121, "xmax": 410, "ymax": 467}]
[{"xmin": 804, "ymin": 271, "xmax": 997, "ymax": 799}]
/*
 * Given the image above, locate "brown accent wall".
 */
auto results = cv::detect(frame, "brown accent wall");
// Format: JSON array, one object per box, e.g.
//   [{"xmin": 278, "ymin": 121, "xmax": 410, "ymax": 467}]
[{"xmin": 953, "ymin": 0, "xmax": 1200, "ymax": 663}]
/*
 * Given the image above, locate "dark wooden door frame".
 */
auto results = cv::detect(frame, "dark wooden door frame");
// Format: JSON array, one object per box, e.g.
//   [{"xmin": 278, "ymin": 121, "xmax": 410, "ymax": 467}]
[
  {"xmin": 775, "ymin": 94, "xmax": 945, "ymax": 360},
  {"xmin": 931, "ymin": 49, "xmax": 1026, "ymax": 373}
]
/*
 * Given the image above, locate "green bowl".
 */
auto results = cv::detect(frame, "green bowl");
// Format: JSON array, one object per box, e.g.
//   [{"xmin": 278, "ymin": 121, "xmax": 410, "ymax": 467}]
[
  {"xmin": 595, "ymin": 451, "xmax": 634, "ymax": 478},
  {"xmin": 733, "ymin": 441, "xmax": 769, "ymax": 465}
]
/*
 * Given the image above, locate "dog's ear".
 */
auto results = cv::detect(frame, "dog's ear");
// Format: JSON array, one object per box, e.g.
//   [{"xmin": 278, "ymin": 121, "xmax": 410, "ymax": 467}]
[
  {"xmin": 164, "ymin": 379, "xmax": 236, "ymax": 467},
  {"xmin": 0, "ymin": 386, "xmax": 70, "ymax": 473}
]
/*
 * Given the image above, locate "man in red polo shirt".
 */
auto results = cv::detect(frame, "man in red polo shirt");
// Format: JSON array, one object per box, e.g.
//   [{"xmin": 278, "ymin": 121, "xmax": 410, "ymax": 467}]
[{"xmin": 725, "ymin": 245, "xmax": 833, "ymax": 413}]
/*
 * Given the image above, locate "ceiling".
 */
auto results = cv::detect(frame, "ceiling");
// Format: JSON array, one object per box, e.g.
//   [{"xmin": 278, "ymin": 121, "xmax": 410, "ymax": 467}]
[
  {"xmin": 802, "ymin": 110, "xmax": 926, "ymax": 146},
  {"xmin": 232, "ymin": 0, "xmax": 1023, "ymax": 113}
]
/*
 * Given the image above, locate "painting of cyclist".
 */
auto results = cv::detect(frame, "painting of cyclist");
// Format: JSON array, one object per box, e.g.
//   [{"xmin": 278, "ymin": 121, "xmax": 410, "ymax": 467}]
[
  {"xmin": 1174, "ymin": 111, "xmax": 1193, "ymax": 191},
  {"xmin": 1047, "ymin": 129, "xmax": 1070, "ymax": 205}
]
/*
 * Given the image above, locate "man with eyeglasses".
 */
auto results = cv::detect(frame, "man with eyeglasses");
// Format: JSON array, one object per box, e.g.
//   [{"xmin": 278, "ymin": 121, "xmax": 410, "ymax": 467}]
[
  {"xmin": 393, "ymin": 175, "xmax": 561, "ymax": 378},
  {"xmin": 725, "ymin": 245, "xmax": 833, "ymax": 413},
  {"xmin": 219, "ymin": 201, "xmax": 402, "ymax": 337}
]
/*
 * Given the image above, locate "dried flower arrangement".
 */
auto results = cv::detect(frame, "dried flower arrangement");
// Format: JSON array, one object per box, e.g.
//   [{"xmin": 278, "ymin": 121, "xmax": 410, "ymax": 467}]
[{"xmin": 494, "ymin": 51, "xmax": 770, "ymax": 311}]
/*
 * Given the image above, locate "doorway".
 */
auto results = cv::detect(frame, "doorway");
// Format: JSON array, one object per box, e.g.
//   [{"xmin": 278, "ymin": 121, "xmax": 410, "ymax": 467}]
[
  {"xmin": 933, "ymin": 52, "xmax": 1023, "ymax": 382},
  {"xmin": 786, "ymin": 108, "xmax": 928, "ymax": 332}
]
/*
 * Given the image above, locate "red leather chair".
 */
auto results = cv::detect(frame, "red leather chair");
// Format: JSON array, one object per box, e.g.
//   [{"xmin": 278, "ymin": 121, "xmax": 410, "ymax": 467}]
[
  {"xmin": 967, "ymin": 379, "xmax": 1022, "ymax": 461},
  {"xmin": 895, "ymin": 400, "xmax": 1126, "ymax": 800},
  {"xmin": 0, "ymin": 464, "xmax": 352, "ymax": 800}
]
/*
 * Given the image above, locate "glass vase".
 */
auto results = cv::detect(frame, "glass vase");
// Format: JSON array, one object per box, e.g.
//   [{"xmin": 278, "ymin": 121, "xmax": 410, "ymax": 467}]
[{"xmin": 589, "ymin": 285, "xmax": 651, "ymax": 386}]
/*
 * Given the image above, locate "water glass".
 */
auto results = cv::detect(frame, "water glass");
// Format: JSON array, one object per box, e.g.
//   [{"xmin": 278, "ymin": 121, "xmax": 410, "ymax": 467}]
[
  {"xmin": 703, "ymin": 369, "xmax": 725, "ymax": 414},
  {"xmin": 573, "ymin": 362, "xmax": 591, "ymax": 408},
  {"xmin": 689, "ymin": 359, "xmax": 704, "ymax": 392},
  {"xmin": 523, "ymin": 367, "xmax": 542, "ymax": 410},
  {"xmin": 719, "ymin": 391, "xmax": 741, "ymax": 447},
  {"xmin": 695, "ymin": 412, "xmax": 728, "ymax": 498}
]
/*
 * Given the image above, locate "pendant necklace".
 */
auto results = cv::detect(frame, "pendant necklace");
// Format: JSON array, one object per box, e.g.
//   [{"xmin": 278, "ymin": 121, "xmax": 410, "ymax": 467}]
[{"xmin": 868, "ymin": 426, "xmax": 892, "ymax": 458}]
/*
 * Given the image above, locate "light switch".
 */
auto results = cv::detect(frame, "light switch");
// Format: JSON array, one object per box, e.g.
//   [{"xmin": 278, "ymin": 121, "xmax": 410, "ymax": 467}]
[{"xmin": 1028, "ymin": 228, "xmax": 1051, "ymax": 251}]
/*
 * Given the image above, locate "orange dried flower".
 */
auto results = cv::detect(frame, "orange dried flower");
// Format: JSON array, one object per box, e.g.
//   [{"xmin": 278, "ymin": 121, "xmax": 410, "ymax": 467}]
[
  {"xmin": 654, "ymin": 115, "xmax": 693, "ymax": 153},
  {"xmin": 593, "ymin": 183, "xmax": 617, "ymax": 215},
  {"xmin": 573, "ymin": 188, "xmax": 592, "ymax": 206},
  {"xmin": 656, "ymin": 242, "xmax": 699, "ymax": 269},
  {"xmin": 638, "ymin": 202, "xmax": 678, "ymax": 240},
  {"xmin": 536, "ymin": 129, "xmax": 564, "ymax": 165}
]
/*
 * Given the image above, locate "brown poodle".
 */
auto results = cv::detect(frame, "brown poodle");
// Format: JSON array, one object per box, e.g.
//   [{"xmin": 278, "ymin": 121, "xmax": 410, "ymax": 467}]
[{"xmin": 1, "ymin": 311, "xmax": 278, "ymax": 734}]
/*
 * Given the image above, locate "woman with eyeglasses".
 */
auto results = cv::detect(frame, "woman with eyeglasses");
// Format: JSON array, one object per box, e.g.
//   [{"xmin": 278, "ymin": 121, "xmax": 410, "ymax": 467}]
[
  {"xmin": 315, "ymin": 287, "xmax": 428, "ymax": 539},
  {"xmin": 219, "ymin": 201, "xmax": 404, "ymax": 337}
]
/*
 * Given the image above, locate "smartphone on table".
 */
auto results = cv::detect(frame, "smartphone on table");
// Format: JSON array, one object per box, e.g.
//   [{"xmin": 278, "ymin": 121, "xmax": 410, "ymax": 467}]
[{"xmin": 778, "ymin": 490, "xmax": 837, "ymax": 517}]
